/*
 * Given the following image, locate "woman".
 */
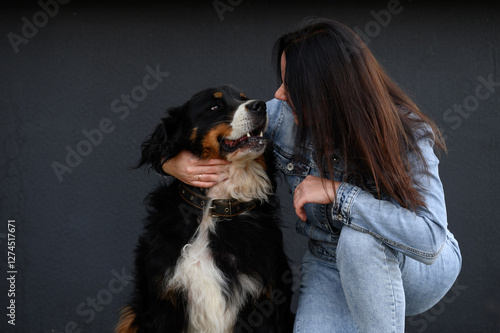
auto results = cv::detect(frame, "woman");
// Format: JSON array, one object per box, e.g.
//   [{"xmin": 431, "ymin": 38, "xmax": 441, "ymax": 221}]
[{"xmin": 163, "ymin": 19, "xmax": 462, "ymax": 332}]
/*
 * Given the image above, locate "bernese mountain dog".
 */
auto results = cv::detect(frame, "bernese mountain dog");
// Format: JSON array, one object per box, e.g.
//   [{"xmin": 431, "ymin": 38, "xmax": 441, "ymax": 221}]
[{"xmin": 116, "ymin": 85, "xmax": 294, "ymax": 332}]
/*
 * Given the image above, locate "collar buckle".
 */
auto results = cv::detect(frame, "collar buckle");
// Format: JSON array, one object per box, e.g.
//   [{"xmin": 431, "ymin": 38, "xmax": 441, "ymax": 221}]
[{"xmin": 179, "ymin": 183, "xmax": 256, "ymax": 218}]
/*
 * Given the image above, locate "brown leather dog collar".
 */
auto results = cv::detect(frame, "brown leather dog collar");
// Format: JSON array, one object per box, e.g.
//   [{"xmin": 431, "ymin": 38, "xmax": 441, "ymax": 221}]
[{"xmin": 178, "ymin": 183, "xmax": 257, "ymax": 217}]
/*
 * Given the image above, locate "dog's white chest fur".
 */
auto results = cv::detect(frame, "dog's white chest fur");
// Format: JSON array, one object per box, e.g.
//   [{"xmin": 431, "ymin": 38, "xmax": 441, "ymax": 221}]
[
  {"xmin": 166, "ymin": 160, "xmax": 271, "ymax": 332},
  {"xmin": 166, "ymin": 212, "xmax": 261, "ymax": 333}
]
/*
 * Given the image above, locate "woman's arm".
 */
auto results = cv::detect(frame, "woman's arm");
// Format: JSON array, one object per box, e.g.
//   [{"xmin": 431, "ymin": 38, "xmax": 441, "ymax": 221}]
[{"xmin": 294, "ymin": 135, "xmax": 448, "ymax": 265}]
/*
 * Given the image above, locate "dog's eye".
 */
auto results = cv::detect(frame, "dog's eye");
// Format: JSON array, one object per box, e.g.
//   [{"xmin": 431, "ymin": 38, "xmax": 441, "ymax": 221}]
[{"xmin": 210, "ymin": 104, "xmax": 221, "ymax": 111}]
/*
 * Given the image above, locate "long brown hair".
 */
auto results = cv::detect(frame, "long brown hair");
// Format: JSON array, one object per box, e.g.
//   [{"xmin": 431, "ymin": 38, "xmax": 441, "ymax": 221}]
[{"xmin": 273, "ymin": 18, "xmax": 446, "ymax": 211}]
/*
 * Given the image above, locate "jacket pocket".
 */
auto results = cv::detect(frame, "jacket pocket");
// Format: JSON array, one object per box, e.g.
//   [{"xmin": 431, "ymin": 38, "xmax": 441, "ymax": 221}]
[{"xmin": 274, "ymin": 145, "xmax": 311, "ymax": 189}]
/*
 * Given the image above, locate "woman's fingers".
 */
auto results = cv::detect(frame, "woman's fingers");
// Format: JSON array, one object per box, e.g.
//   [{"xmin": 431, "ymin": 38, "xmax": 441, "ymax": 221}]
[
  {"xmin": 293, "ymin": 175, "xmax": 339, "ymax": 221},
  {"xmin": 190, "ymin": 170, "xmax": 229, "ymax": 188},
  {"xmin": 197, "ymin": 158, "xmax": 230, "ymax": 167},
  {"xmin": 171, "ymin": 152, "xmax": 230, "ymax": 187}
]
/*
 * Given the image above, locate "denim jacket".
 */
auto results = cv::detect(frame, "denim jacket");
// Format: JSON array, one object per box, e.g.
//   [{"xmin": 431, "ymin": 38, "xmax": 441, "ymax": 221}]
[{"xmin": 265, "ymin": 98, "xmax": 455, "ymax": 265}]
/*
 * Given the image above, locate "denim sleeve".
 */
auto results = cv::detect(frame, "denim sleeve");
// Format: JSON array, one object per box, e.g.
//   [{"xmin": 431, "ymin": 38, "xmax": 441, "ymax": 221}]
[{"xmin": 332, "ymin": 134, "xmax": 448, "ymax": 265}]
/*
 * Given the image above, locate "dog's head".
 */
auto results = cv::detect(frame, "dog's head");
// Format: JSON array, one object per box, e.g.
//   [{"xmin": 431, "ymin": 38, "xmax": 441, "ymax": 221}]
[{"xmin": 138, "ymin": 85, "xmax": 268, "ymax": 174}]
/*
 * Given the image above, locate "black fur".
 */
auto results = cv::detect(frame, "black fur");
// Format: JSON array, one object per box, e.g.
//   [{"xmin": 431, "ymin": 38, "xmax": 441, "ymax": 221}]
[{"xmin": 119, "ymin": 86, "xmax": 294, "ymax": 332}]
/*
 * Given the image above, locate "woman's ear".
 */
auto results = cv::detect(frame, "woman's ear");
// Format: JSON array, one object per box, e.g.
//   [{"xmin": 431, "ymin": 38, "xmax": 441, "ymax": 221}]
[{"xmin": 136, "ymin": 106, "xmax": 186, "ymax": 174}]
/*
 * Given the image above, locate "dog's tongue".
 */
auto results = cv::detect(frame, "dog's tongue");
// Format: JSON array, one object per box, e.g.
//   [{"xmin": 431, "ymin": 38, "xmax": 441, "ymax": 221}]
[{"xmin": 224, "ymin": 136, "xmax": 248, "ymax": 147}]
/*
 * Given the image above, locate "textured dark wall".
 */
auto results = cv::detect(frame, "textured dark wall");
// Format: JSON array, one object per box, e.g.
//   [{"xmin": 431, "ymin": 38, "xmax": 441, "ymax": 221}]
[{"xmin": 1, "ymin": 1, "xmax": 499, "ymax": 332}]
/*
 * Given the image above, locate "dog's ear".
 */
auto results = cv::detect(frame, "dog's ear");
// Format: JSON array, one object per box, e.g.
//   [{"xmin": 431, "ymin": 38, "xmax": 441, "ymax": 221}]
[{"xmin": 136, "ymin": 106, "xmax": 187, "ymax": 174}]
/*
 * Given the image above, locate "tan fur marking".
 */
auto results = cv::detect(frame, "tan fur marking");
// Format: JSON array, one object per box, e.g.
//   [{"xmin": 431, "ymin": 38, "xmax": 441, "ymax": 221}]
[
  {"xmin": 190, "ymin": 127, "xmax": 198, "ymax": 142},
  {"xmin": 201, "ymin": 123, "xmax": 232, "ymax": 159},
  {"xmin": 115, "ymin": 306, "xmax": 138, "ymax": 333},
  {"xmin": 213, "ymin": 91, "xmax": 223, "ymax": 98},
  {"xmin": 163, "ymin": 288, "xmax": 180, "ymax": 308},
  {"xmin": 240, "ymin": 92, "xmax": 247, "ymax": 99},
  {"xmin": 255, "ymin": 155, "xmax": 267, "ymax": 169}
]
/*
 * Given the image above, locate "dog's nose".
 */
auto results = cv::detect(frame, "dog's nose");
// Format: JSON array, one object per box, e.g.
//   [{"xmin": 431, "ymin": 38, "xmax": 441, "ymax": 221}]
[{"xmin": 246, "ymin": 101, "xmax": 266, "ymax": 116}]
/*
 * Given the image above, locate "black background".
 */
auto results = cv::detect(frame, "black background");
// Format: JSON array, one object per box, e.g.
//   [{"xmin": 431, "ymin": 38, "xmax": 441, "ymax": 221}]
[{"xmin": 1, "ymin": 1, "xmax": 499, "ymax": 332}]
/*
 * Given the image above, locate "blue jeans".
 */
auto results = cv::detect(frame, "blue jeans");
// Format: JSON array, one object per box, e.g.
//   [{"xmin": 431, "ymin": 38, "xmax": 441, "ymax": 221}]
[{"xmin": 294, "ymin": 226, "xmax": 462, "ymax": 333}]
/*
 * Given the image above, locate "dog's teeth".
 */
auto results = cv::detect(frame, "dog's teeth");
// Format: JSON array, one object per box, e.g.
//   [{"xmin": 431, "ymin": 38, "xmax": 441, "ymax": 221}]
[
  {"xmin": 247, "ymin": 133, "xmax": 251, "ymax": 138},
  {"xmin": 259, "ymin": 131, "xmax": 263, "ymax": 137}
]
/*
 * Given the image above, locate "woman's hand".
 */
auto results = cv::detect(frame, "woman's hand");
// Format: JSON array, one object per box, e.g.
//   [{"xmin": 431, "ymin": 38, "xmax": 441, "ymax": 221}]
[
  {"xmin": 162, "ymin": 150, "xmax": 230, "ymax": 188},
  {"xmin": 293, "ymin": 175, "xmax": 341, "ymax": 221}
]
